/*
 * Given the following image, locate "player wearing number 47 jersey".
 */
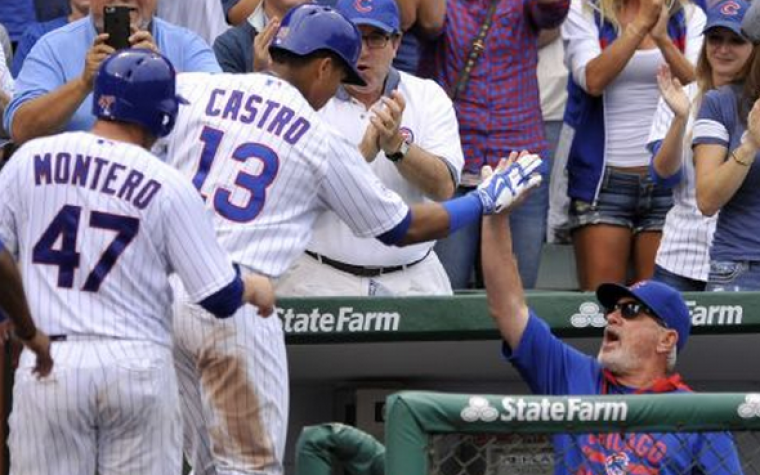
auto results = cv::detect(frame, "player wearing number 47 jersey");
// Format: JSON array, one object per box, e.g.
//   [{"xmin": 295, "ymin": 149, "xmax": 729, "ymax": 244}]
[
  {"xmin": 160, "ymin": 4, "xmax": 543, "ymax": 475},
  {"xmin": 0, "ymin": 49, "xmax": 275, "ymax": 475}
]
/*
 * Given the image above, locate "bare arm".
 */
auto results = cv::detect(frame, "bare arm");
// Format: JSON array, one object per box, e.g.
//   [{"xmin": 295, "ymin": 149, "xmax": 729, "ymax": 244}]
[
  {"xmin": 695, "ymin": 99, "xmax": 760, "ymax": 216},
  {"xmin": 0, "ymin": 248, "xmax": 52, "ymax": 377},
  {"xmin": 652, "ymin": 65, "xmax": 690, "ymax": 179},
  {"xmin": 227, "ymin": 0, "xmax": 262, "ymax": 25},
  {"xmin": 242, "ymin": 273, "xmax": 275, "ymax": 317},
  {"xmin": 11, "ymin": 33, "xmax": 113, "ymax": 144},
  {"xmin": 694, "ymin": 142, "xmax": 755, "ymax": 216},
  {"xmin": 411, "ymin": 0, "xmax": 446, "ymax": 38},
  {"xmin": 482, "ymin": 213, "xmax": 530, "ymax": 350},
  {"xmin": 395, "ymin": 148, "xmax": 456, "ymax": 200},
  {"xmin": 650, "ymin": 6, "xmax": 695, "ymax": 85},
  {"xmin": 0, "ymin": 249, "xmax": 36, "ymax": 341},
  {"xmin": 583, "ymin": 0, "xmax": 662, "ymax": 96},
  {"xmin": 0, "ymin": 90, "xmax": 10, "ymax": 138},
  {"xmin": 365, "ymin": 91, "xmax": 456, "ymax": 200}
]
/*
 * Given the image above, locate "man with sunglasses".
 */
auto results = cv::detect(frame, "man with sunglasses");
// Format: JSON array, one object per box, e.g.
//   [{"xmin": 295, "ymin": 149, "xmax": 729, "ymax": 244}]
[
  {"xmin": 481, "ymin": 179, "xmax": 743, "ymax": 473},
  {"xmin": 276, "ymin": 0, "xmax": 464, "ymax": 297}
]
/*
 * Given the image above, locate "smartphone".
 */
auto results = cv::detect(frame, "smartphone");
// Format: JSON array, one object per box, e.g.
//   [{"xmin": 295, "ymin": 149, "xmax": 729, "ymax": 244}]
[{"xmin": 103, "ymin": 5, "xmax": 132, "ymax": 50}]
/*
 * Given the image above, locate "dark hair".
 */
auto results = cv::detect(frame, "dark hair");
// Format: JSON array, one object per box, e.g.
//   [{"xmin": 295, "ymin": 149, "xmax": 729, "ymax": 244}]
[{"xmin": 739, "ymin": 46, "xmax": 760, "ymax": 125}]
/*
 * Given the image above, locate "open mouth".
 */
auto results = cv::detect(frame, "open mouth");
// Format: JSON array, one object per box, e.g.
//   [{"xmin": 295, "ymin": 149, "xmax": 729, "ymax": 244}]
[{"xmin": 603, "ymin": 329, "xmax": 621, "ymax": 348}]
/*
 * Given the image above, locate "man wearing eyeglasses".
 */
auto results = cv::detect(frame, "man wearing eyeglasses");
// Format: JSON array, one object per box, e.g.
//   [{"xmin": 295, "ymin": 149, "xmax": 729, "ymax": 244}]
[
  {"xmin": 481, "ymin": 179, "xmax": 743, "ymax": 473},
  {"xmin": 276, "ymin": 0, "xmax": 464, "ymax": 297}
]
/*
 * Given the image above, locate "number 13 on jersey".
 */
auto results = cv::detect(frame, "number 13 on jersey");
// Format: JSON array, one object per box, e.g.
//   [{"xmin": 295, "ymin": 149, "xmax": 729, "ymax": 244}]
[{"xmin": 192, "ymin": 126, "xmax": 280, "ymax": 223}]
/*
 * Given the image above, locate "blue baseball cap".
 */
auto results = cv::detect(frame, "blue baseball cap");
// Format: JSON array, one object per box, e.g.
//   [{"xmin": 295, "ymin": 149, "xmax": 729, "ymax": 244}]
[
  {"xmin": 335, "ymin": 0, "xmax": 401, "ymax": 35},
  {"xmin": 596, "ymin": 280, "xmax": 692, "ymax": 353},
  {"xmin": 704, "ymin": 0, "xmax": 749, "ymax": 37}
]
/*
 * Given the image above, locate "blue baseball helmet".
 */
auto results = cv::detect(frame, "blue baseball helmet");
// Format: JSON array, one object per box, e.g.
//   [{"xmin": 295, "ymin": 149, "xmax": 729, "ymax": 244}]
[
  {"xmin": 270, "ymin": 4, "xmax": 366, "ymax": 86},
  {"xmin": 93, "ymin": 49, "xmax": 188, "ymax": 137}
]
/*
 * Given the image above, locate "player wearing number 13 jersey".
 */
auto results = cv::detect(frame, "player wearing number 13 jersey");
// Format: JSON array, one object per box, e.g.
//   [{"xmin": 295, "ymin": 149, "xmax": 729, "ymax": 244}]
[
  {"xmin": 161, "ymin": 4, "xmax": 544, "ymax": 475},
  {"xmin": 0, "ymin": 50, "xmax": 276, "ymax": 475}
]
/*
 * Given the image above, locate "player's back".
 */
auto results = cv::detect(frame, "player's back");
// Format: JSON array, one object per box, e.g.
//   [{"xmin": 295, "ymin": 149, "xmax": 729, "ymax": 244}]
[
  {"xmin": 0, "ymin": 131, "xmax": 210, "ymax": 347},
  {"xmin": 165, "ymin": 72, "xmax": 407, "ymax": 278}
]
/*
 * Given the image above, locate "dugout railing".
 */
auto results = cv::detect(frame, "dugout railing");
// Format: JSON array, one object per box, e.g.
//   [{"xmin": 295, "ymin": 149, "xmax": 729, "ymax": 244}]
[{"xmin": 385, "ymin": 391, "xmax": 760, "ymax": 474}]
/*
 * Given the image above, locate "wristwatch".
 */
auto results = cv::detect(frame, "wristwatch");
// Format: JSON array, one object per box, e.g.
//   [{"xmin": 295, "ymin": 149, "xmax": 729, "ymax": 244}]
[{"xmin": 385, "ymin": 139, "xmax": 411, "ymax": 163}]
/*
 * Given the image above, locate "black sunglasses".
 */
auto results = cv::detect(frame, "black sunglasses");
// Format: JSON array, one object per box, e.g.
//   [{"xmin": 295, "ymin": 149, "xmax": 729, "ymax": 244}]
[{"xmin": 605, "ymin": 302, "xmax": 668, "ymax": 328}]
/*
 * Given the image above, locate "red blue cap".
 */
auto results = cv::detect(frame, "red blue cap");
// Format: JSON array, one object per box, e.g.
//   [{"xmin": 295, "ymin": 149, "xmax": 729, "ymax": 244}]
[{"xmin": 335, "ymin": 0, "xmax": 401, "ymax": 35}]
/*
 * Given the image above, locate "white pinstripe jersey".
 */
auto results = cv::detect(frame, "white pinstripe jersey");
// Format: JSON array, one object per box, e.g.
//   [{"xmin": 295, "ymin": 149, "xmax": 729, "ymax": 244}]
[
  {"xmin": 0, "ymin": 132, "xmax": 236, "ymax": 347},
  {"xmin": 647, "ymin": 86, "xmax": 717, "ymax": 281},
  {"xmin": 162, "ymin": 72, "xmax": 410, "ymax": 278}
]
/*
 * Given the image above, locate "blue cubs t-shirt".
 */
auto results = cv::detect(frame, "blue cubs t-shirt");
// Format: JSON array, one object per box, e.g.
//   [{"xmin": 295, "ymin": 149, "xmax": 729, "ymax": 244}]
[
  {"xmin": 502, "ymin": 311, "xmax": 743, "ymax": 474},
  {"xmin": 693, "ymin": 84, "xmax": 760, "ymax": 263}
]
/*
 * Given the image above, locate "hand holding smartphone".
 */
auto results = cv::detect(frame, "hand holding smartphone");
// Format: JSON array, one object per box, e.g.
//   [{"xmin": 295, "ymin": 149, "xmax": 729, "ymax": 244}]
[{"xmin": 103, "ymin": 5, "xmax": 132, "ymax": 50}]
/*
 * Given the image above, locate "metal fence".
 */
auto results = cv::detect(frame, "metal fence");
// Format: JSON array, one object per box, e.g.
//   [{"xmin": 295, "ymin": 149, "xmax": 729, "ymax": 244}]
[{"xmin": 386, "ymin": 391, "xmax": 760, "ymax": 475}]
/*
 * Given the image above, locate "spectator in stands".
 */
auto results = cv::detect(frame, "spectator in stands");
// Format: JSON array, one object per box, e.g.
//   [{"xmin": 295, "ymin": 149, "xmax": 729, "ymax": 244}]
[
  {"xmin": 12, "ymin": 0, "xmax": 90, "ymax": 77},
  {"xmin": 481, "ymin": 171, "xmax": 743, "ymax": 472},
  {"xmin": 562, "ymin": 0, "xmax": 705, "ymax": 291},
  {"xmin": 214, "ymin": 0, "xmax": 304, "ymax": 73},
  {"xmin": 158, "ymin": 0, "xmax": 229, "ymax": 47},
  {"xmin": 648, "ymin": 0, "xmax": 753, "ymax": 292},
  {"xmin": 276, "ymin": 0, "xmax": 463, "ymax": 297},
  {"xmin": 420, "ymin": 0, "xmax": 569, "ymax": 290},
  {"xmin": 216, "ymin": 0, "xmax": 443, "ymax": 75},
  {"xmin": 0, "ymin": 0, "xmax": 36, "ymax": 50},
  {"xmin": 5, "ymin": 0, "xmax": 221, "ymax": 145},
  {"xmin": 693, "ymin": 8, "xmax": 760, "ymax": 291}
]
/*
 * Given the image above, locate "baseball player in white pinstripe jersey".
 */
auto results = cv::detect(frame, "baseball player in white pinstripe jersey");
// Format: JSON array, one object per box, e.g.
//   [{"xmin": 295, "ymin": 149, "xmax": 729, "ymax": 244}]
[
  {"xmin": 160, "ymin": 5, "xmax": 544, "ymax": 475},
  {"xmin": 0, "ymin": 49, "xmax": 275, "ymax": 475}
]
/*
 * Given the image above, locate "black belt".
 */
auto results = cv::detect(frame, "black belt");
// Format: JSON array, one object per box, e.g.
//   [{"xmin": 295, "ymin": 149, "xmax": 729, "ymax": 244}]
[
  {"xmin": 50, "ymin": 334, "xmax": 67, "ymax": 342},
  {"xmin": 305, "ymin": 250, "xmax": 430, "ymax": 278}
]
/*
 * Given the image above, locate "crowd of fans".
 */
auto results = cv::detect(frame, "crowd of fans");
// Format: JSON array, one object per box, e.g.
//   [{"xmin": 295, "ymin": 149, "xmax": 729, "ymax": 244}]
[{"xmin": 0, "ymin": 0, "xmax": 757, "ymax": 295}]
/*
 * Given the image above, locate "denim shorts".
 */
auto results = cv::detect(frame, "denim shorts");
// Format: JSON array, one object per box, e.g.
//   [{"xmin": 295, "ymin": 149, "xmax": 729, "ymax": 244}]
[
  {"xmin": 706, "ymin": 260, "xmax": 760, "ymax": 291},
  {"xmin": 569, "ymin": 167, "xmax": 673, "ymax": 234}
]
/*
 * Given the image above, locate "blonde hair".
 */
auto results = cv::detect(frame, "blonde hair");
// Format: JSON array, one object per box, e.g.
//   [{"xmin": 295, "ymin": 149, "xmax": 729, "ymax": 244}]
[{"xmin": 584, "ymin": 0, "xmax": 687, "ymax": 33}]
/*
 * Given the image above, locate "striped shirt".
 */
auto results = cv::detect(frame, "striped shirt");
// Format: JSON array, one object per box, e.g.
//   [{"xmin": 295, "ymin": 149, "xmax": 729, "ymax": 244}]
[
  {"xmin": 161, "ymin": 72, "xmax": 410, "ymax": 278},
  {"xmin": 419, "ymin": 0, "xmax": 570, "ymax": 175},
  {"xmin": 647, "ymin": 85, "xmax": 716, "ymax": 281},
  {"xmin": 0, "ymin": 132, "xmax": 236, "ymax": 347}
]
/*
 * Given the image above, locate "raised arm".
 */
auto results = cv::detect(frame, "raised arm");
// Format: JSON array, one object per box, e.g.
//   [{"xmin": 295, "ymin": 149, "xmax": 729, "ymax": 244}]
[
  {"xmin": 482, "ymin": 207, "xmax": 530, "ymax": 351},
  {"xmin": 651, "ymin": 64, "xmax": 690, "ymax": 180},
  {"xmin": 566, "ymin": 0, "xmax": 661, "ymax": 96},
  {"xmin": 10, "ymin": 34, "xmax": 114, "ymax": 144}
]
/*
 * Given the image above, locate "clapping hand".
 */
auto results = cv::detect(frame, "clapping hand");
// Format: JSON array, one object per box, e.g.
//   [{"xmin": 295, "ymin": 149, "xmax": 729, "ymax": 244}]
[{"xmin": 656, "ymin": 64, "xmax": 690, "ymax": 118}]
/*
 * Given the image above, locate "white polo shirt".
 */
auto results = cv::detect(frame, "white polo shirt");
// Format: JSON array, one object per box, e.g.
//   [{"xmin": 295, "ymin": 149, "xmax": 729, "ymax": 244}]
[{"xmin": 307, "ymin": 69, "xmax": 464, "ymax": 266}]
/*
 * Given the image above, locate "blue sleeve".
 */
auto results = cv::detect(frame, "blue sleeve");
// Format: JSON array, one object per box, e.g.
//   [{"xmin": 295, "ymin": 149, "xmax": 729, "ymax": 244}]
[
  {"xmin": 648, "ymin": 141, "xmax": 684, "ymax": 188},
  {"xmin": 198, "ymin": 271, "xmax": 244, "ymax": 318},
  {"xmin": 178, "ymin": 31, "xmax": 222, "ymax": 73},
  {"xmin": 692, "ymin": 90, "xmax": 733, "ymax": 148},
  {"xmin": 0, "ymin": 238, "xmax": 4, "ymax": 253},
  {"xmin": 504, "ymin": 311, "xmax": 602, "ymax": 395},
  {"xmin": 221, "ymin": 0, "xmax": 240, "ymax": 22},
  {"xmin": 4, "ymin": 35, "xmax": 62, "ymax": 134},
  {"xmin": 377, "ymin": 209, "xmax": 412, "ymax": 246}
]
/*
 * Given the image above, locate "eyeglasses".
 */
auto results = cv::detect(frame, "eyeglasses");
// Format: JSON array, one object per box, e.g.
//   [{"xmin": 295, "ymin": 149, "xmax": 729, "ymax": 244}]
[
  {"xmin": 361, "ymin": 32, "xmax": 392, "ymax": 50},
  {"xmin": 605, "ymin": 301, "xmax": 668, "ymax": 328}
]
